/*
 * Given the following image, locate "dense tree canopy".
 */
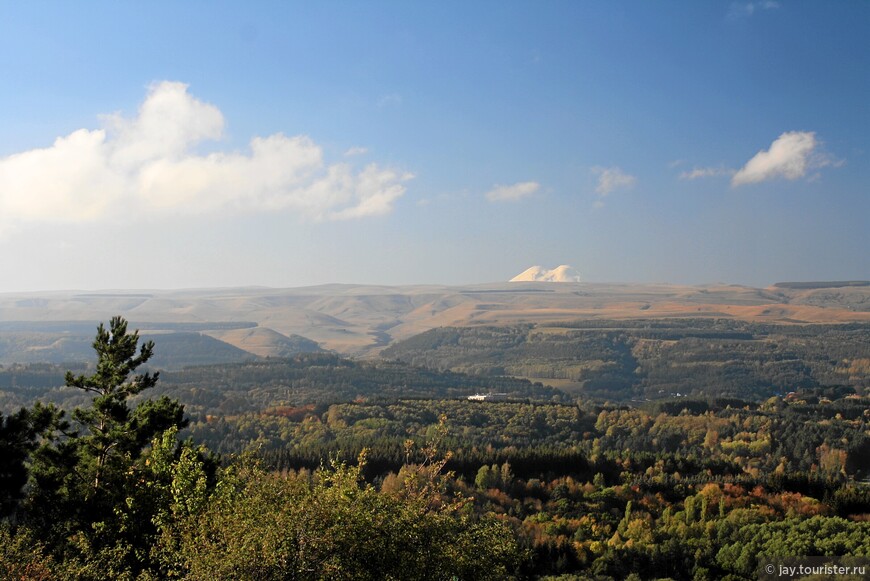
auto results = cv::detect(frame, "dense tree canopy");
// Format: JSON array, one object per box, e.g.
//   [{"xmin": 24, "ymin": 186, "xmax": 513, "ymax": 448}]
[{"xmin": 1, "ymin": 317, "xmax": 869, "ymax": 579}]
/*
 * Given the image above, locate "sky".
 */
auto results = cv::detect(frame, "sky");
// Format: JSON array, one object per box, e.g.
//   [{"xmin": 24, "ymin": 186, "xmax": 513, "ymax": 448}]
[{"xmin": 0, "ymin": 1, "xmax": 867, "ymax": 291}]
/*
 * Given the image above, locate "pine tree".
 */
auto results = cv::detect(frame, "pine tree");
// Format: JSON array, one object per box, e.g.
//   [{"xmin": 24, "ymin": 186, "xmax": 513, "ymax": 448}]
[
  {"xmin": 26, "ymin": 317, "xmax": 188, "ymax": 572},
  {"xmin": 65, "ymin": 316, "xmax": 163, "ymax": 496},
  {"xmin": 0, "ymin": 404, "xmax": 63, "ymax": 519}
]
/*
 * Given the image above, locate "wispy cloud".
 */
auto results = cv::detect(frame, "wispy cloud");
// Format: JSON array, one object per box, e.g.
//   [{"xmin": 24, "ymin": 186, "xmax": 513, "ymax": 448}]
[
  {"xmin": 679, "ymin": 166, "xmax": 735, "ymax": 181},
  {"xmin": 0, "ymin": 82, "xmax": 413, "ymax": 227},
  {"xmin": 344, "ymin": 146, "xmax": 368, "ymax": 157},
  {"xmin": 377, "ymin": 93, "xmax": 403, "ymax": 108},
  {"xmin": 728, "ymin": 1, "xmax": 780, "ymax": 19},
  {"xmin": 485, "ymin": 181, "xmax": 540, "ymax": 202},
  {"xmin": 591, "ymin": 166, "xmax": 635, "ymax": 207},
  {"xmin": 732, "ymin": 131, "xmax": 822, "ymax": 186},
  {"xmin": 593, "ymin": 166, "xmax": 636, "ymax": 195}
]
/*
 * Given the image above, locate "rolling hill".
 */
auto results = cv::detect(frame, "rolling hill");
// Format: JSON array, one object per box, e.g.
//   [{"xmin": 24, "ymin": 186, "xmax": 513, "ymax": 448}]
[{"xmin": 0, "ymin": 280, "xmax": 868, "ymax": 361}]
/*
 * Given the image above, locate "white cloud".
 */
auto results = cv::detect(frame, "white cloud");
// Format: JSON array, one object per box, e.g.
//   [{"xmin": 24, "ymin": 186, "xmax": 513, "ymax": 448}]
[
  {"xmin": 344, "ymin": 146, "xmax": 368, "ymax": 157},
  {"xmin": 100, "ymin": 81, "xmax": 224, "ymax": 168},
  {"xmin": 731, "ymin": 131, "xmax": 818, "ymax": 186},
  {"xmin": 0, "ymin": 81, "xmax": 412, "ymax": 227},
  {"xmin": 377, "ymin": 93, "xmax": 403, "ymax": 108},
  {"xmin": 728, "ymin": 1, "xmax": 779, "ymax": 19},
  {"xmin": 679, "ymin": 166, "xmax": 736, "ymax": 180},
  {"xmin": 592, "ymin": 166, "xmax": 635, "ymax": 196},
  {"xmin": 677, "ymin": 131, "xmax": 841, "ymax": 187},
  {"xmin": 485, "ymin": 181, "xmax": 540, "ymax": 202}
]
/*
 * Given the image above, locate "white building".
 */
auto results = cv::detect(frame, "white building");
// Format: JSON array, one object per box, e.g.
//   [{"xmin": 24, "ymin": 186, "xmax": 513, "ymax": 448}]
[{"xmin": 467, "ymin": 393, "xmax": 509, "ymax": 402}]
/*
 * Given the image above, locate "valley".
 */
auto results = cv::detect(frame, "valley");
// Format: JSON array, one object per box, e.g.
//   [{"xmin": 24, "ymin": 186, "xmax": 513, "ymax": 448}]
[{"xmin": 1, "ymin": 280, "xmax": 867, "ymax": 363}]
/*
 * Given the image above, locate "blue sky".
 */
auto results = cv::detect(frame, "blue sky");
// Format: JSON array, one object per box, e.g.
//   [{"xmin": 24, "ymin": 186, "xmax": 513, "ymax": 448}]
[{"xmin": 0, "ymin": 1, "xmax": 867, "ymax": 291}]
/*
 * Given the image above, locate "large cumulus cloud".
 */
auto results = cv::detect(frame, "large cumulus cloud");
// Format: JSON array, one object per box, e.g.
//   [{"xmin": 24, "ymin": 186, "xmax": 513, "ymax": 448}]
[{"xmin": 0, "ymin": 82, "xmax": 413, "ymax": 227}]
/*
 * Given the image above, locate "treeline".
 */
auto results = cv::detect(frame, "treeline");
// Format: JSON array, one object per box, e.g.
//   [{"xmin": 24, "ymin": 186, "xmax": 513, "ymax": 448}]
[
  {"xmin": 0, "ymin": 363, "xmax": 86, "ymax": 411},
  {"xmin": 382, "ymin": 319, "xmax": 870, "ymax": 400},
  {"xmin": 0, "ymin": 322, "xmax": 325, "ymax": 371},
  {"xmin": 150, "ymin": 354, "xmax": 569, "ymax": 414},
  {"xmin": 3, "ymin": 319, "xmax": 870, "ymax": 579},
  {"xmin": 0, "ymin": 353, "xmax": 568, "ymax": 417},
  {"xmin": 773, "ymin": 280, "xmax": 870, "ymax": 289},
  {"xmin": 0, "ymin": 330, "xmax": 256, "ymax": 369},
  {"xmin": 185, "ymin": 392, "xmax": 870, "ymax": 483},
  {"xmin": 0, "ymin": 319, "xmax": 524, "ymax": 580},
  {"xmin": 217, "ymin": 392, "xmax": 870, "ymax": 579}
]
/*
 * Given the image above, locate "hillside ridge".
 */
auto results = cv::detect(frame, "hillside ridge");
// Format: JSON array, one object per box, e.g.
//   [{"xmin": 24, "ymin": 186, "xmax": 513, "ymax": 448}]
[{"xmin": 1, "ymin": 281, "xmax": 868, "ymax": 357}]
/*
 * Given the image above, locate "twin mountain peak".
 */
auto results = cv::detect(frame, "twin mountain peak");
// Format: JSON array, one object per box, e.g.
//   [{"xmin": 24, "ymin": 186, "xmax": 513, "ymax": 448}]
[{"xmin": 509, "ymin": 265, "xmax": 582, "ymax": 283}]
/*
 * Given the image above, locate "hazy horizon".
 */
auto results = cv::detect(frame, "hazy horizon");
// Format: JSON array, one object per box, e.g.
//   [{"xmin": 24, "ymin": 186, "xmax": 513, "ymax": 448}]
[
  {"xmin": 4, "ymin": 276, "xmax": 870, "ymax": 296},
  {"xmin": 1, "ymin": 2, "xmax": 867, "ymax": 293}
]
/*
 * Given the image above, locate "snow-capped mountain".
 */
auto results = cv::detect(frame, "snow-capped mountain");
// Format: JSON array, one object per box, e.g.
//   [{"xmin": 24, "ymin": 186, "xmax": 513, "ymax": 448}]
[{"xmin": 509, "ymin": 265, "xmax": 582, "ymax": 283}]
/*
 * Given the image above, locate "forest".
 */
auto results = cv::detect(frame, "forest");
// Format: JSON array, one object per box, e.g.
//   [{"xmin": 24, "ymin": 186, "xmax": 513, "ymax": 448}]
[
  {"xmin": 383, "ymin": 319, "xmax": 870, "ymax": 400},
  {"xmin": 1, "ymin": 318, "xmax": 869, "ymax": 580},
  {"xmin": 0, "ymin": 353, "xmax": 566, "ymax": 414}
]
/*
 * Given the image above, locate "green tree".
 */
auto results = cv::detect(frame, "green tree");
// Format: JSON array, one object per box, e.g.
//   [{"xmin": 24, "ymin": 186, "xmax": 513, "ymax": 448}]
[
  {"xmin": 175, "ymin": 455, "xmax": 524, "ymax": 580},
  {"xmin": 0, "ymin": 403, "xmax": 64, "ymax": 519},
  {"xmin": 476, "ymin": 464, "xmax": 495, "ymax": 489},
  {"xmin": 0, "ymin": 525, "xmax": 56, "ymax": 580},
  {"xmin": 64, "ymin": 317, "xmax": 172, "ymax": 496},
  {"xmin": 26, "ymin": 317, "xmax": 189, "ymax": 578}
]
